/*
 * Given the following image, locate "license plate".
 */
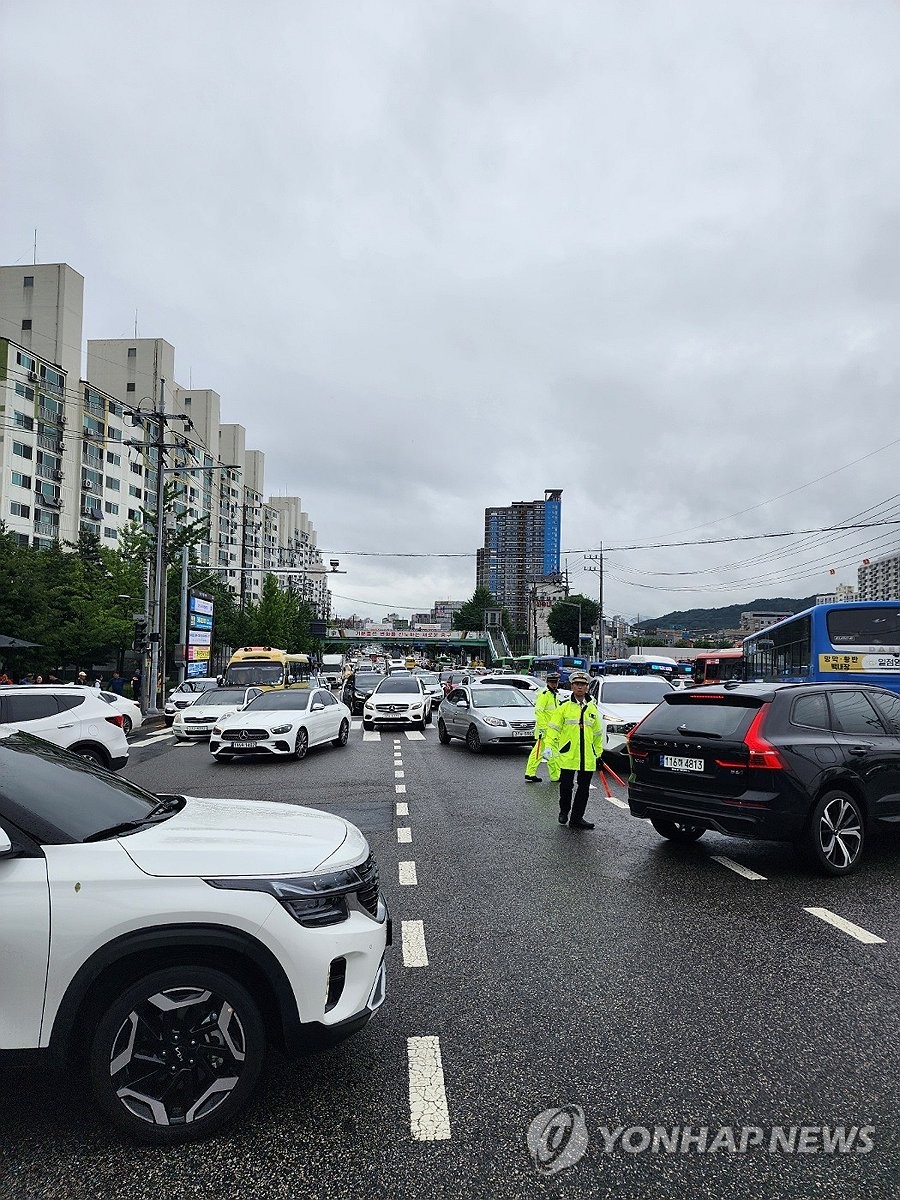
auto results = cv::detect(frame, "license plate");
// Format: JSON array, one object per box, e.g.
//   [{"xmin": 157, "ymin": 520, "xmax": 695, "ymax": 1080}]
[
  {"xmin": 661, "ymin": 755, "xmax": 704, "ymax": 772},
  {"xmin": 512, "ymin": 730, "xmax": 532, "ymax": 738},
  {"xmin": 233, "ymin": 741, "xmax": 259, "ymax": 749}
]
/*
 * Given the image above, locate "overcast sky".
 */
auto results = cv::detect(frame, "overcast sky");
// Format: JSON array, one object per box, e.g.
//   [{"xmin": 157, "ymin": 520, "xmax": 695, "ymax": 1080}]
[{"xmin": 4, "ymin": 1, "xmax": 900, "ymax": 623}]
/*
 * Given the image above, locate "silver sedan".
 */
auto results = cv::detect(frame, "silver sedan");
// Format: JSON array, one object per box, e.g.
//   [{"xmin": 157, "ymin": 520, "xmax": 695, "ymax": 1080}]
[{"xmin": 437, "ymin": 685, "xmax": 536, "ymax": 753}]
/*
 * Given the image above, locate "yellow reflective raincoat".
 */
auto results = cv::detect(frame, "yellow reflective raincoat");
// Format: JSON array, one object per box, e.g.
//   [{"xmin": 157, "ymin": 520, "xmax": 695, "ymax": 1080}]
[{"xmin": 544, "ymin": 696, "xmax": 604, "ymax": 771}]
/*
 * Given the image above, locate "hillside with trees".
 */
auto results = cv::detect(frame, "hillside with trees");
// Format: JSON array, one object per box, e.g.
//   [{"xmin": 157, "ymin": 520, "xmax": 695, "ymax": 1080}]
[{"xmin": 634, "ymin": 596, "xmax": 818, "ymax": 633}]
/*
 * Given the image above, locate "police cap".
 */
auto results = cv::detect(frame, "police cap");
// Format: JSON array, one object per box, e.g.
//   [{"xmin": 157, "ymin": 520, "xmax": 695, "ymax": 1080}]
[{"xmin": 568, "ymin": 670, "xmax": 591, "ymax": 685}]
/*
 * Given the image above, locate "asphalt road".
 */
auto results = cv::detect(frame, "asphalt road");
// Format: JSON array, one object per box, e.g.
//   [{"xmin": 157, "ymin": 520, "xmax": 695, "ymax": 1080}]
[{"xmin": 2, "ymin": 720, "xmax": 898, "ymax": 1199}]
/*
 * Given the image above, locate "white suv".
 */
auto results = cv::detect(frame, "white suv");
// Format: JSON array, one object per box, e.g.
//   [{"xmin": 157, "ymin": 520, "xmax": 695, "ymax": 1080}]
[
  {"xmin": 0, "ymin": 685, "xmax": 128, "ymax": 769},
  {"xmin": 0, "ymin": 729, "xmax": 389, "ymax": 1143}
]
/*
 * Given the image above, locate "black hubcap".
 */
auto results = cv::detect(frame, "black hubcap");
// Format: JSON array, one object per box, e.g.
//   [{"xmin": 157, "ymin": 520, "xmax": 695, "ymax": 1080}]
[{"xmin": 108, "ymin": 986, "xmax": 247, "ymax": 1126}]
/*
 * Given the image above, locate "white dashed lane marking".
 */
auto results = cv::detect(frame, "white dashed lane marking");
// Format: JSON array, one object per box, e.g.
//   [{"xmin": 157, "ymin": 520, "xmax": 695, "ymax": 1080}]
[
  {"xmin": 710, "ymin": 855, "xmax": 767, "ymax": 881},
  {"xmin": 363, "ymin": 731, "xmax": 381, "ymax": 742},
  {"xmin": 399, "ymin": 861, "xmax": 418, "ymax": 886},
  {"xmin": 395, "ymin": 784, "xmax": 407, "ymax": 794},
  {"xmin": 397, "ymin": 827, "xmax": 412, "ymax": 844},
  {"xmin": 395, "ymin": 770, "xmax": 405, "ymax": 779},
  {"xmin": 606, "ymin": 796, "xmax": 629, "ymax": 810},
  {"xmin": 405, "ymin": 731, "xmax": 426, "ymax": 740},
  {"xmin": 396, "ymin": 802, "xmax": 409, "ymax": 816},
  {"xmin": 407, "ymin": 1036, "xmax": 451, "ymax": 1141},
  {"xmin": 804, "ymin": 907, "xmax": 886, "ymax": 945},
  {"xmin": 401, "ymin": 920, "xmax": 428, "ymax": 967}
]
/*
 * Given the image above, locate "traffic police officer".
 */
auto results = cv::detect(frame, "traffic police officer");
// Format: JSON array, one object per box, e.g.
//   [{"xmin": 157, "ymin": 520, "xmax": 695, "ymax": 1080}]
[
  {"xmin": 524, "ymin": 671, "xmax": 563, "ymax": 783},
  {"xmin": 543, "ymin": 669, "xmax": 604, "ymax": 829}
]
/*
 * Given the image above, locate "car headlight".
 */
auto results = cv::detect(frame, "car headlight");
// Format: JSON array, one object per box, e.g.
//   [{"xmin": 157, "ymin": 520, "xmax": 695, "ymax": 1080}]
[
  {"xmin": 211, "ymin": 725, "xmax": 222, "ymax": 736},
  {"xmin": 606, "ymin": 723, "xmax": 629, "ymax": 734},
  {"xmin": 271, "ymin": 723, "xmax": 292, "ymax": 734},
  {"xmin": 205, "ymin": 860, "xmax": 377, "ymax": 928},
  {"xmin": 481, "ymin": 716, "xmax": 507, "ymax": 727}
]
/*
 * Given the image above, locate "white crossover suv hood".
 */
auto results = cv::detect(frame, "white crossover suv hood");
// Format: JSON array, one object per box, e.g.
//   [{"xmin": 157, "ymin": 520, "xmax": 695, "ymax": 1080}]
[{"xmin": 119, "ymin": 795, "xmax": 367, "ymax": 877}]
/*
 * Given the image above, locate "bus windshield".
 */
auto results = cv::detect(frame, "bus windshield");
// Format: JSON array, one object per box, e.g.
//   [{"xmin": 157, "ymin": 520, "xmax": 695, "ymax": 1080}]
[{"xmin": 224, "ymin": 662, "xmax": 284, "ymax": 687}]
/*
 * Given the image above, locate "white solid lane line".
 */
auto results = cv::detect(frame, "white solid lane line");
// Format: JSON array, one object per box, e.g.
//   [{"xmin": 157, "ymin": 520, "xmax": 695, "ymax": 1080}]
[
  {"xmin": 804, "ymin": 907, "xmax": 886, "ymax": 945},
  {"xmin": 401, "ymin": 920, "xmax": 428, "ymax": 968},
  {"xmin": 407, "ymin": 1036, "xmax": 451, "ymax": 1141},
  {"xmin": 606, "ymin": 796, "xmax": 629, "ymax": 810},
  {"xmin": 396, "ymin": 783, "xmax": 407, "ymax": 794},
  {"xmin": 396, "ymin": 802, "xmax": 409, "ymax": 816},
  {"xmin": 710, "ymin": 855, "xmax": 767, "ymax": 881},
  {"xmin": 399, "ymin": 861, "xmax": 418, "ymax": 886},
  {"xmin": 397, "ymin": 826, "xmax": 412, "ymax": 844},
  {"xmin": 363, "ymin": 731, "xmax": 381, "ymax": 742}
]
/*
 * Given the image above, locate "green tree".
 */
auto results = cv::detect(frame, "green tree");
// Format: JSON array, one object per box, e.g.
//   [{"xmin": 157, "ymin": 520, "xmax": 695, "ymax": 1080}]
[
  {"xmin": 547, "ymin": 594, "xmax": 599, "ymax": 655},
  {"xmin": 452, "ymin": 587, "xmax": 514, "ymax": 637}
]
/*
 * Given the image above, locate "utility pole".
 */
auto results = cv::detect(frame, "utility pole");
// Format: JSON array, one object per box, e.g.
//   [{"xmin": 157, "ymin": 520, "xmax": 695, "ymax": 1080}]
[
  {"xmin": 147, "ymin": 379, "xmax": 167, "ymax": 714},
  {"xmin": 584, "ymin": 544, "xmax": 604, "ymax": 663}
]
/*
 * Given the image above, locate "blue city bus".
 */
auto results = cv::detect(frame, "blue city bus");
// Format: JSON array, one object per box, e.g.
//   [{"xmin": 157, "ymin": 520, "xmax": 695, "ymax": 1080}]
[
  {"xmin": 532, "ymin": 655, "xmax": 588, "ymax": 683},
  {"xmin": 598, "ymin": 655, "xmax": 680, "ymax": 678},
  {"xmin": 742, "ymin": 601, "xmax": 900, "ymax": 695}
]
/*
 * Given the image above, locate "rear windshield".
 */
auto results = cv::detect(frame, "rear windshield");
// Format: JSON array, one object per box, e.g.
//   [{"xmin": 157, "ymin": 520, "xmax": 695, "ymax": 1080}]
[
  {"xmin": 598, "ymin": 680, "xmax": 672, "ymax": 704},
  {"xmin": 635, "ymin": 697, "xmax": 759, "ymax": 739}
]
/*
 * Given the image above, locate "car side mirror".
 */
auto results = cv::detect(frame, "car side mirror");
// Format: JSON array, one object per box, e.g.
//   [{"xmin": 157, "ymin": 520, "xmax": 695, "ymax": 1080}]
[
  {"xmin": 311, "ymin": 702, "xmax": 325, "ymax": 711},
  {"xmin": 0, "ymin": 828, "xmax": 13, "ymax": 857},
  {"xmin": 456, "ymin": 700, "xmax": 469, "ymax": 709}
]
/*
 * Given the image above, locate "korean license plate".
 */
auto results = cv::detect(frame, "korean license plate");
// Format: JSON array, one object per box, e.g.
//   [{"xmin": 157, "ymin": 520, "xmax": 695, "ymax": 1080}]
[
  {"xmin": 661, "ymin": 755, "xmax": 704, "ymax": 772},
  {"xmin": 234, "ymin": 741, "xmax": 259, "ymax": 749},
  {"xmin": 513, "ymin": 730, "xmax": 532, "ymax": 738}
]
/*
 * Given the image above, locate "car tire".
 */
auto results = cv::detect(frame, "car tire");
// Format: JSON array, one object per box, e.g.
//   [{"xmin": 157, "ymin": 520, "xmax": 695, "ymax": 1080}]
[
  {"xmin": 164, "ymin": 717, "xmax": 174, "ymax": 726},
  {"xmin": 649, "ymin": 816, "xmax": 705, "ymax": 843},
  {"xmin": 466, "ymin": 725, "xmax": 482, "ymax": 754},
  {"xmin": 804, "ymin": 789, "xmax": 865, "ymax": 875},
  {"xmin": 437, "ymin": 719, "xmax": 451, "ymax": 745},
  {"xmin": 89, "ymin": 965, "xmax": 266, "ymax": 1145},
  {"xmin": 121, "ymin": 716, "xmax": 133, "ymax": 735},
  {"xmin": 363, "ymin": 720, "xmax": 373, "ymax": 731},
  {"xmin": 333, "ymin": 719, "xmax": 350, "ymax": 748},
  {"xmin": 295, "ymin": 729, "xmax": 309, "ymax": 760},
  {"xmin": 425, "ymin": 708, "xmax": 433, "ymax": 726},
  {"xmin": 71, "ymin": 745, "xmax": 107, "ymax": 768}
]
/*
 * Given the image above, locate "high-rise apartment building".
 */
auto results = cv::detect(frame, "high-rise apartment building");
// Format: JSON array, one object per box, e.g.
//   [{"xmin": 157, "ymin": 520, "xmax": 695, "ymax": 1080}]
[
  {"xmin": 476, "ymin": 489, "xmax": 562, "ymax": 632},
  {"xmin": 0, "ymin": 261, "xmax": 329, "ymax": 614},
  {"xmin": 858, "ymin": 553, "xmax": 900, "ymax": 601}
]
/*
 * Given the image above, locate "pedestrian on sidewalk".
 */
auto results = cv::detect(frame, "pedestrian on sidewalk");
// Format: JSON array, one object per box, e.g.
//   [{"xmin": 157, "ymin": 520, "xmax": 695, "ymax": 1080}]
[
  {"xmin": 524, "ymin": 671, "xmax": 563, "ymax": 783},
  {"xmin": 543, "ymin": 670, "xmax": 604, "ymax": 829}
]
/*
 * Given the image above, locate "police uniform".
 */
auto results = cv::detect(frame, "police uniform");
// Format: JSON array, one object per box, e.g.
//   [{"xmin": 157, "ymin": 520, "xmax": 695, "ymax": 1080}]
[
  {"xmin": 524, "ymin": 674, "xmax": 562, "ymax": 782},
  {"xmin": 544, "ymin": 670, "xmax": 604, "ymax": 827}
]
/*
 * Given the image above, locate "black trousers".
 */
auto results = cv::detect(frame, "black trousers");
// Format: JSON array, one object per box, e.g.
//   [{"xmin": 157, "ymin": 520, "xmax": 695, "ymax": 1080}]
[{"xmin": 559, "ymin": 768, "xmax": 592, "ymax": 822}]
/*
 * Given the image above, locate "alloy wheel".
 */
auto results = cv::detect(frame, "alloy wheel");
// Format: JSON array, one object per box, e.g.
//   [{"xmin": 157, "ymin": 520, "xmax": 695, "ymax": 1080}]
[{"xmin": 817, "ymin": 794, "xmax": 863, "ymax": 871}]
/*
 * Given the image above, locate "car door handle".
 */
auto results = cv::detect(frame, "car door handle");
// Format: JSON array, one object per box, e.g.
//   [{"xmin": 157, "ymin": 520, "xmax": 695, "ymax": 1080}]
[
  {"xmin": 848, "ymin": 744, "xmax": 873, "ymax": 755},
  {"xmin": 58, "ymin": 722, "xmax": 76, "ymax": 729}
]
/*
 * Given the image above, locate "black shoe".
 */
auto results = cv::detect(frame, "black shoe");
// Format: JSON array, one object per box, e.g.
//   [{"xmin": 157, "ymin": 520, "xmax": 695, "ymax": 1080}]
[
  {"xmin": 569, "ymin": 819, "xmax": 595, "ymax": 830},
  {"xmin": 558, "ymin": 812, "xmax": 569, "ymax": 824},
  {"xmin": 525, "ymin": 775, "xmax": 540, "ymax": 783}
]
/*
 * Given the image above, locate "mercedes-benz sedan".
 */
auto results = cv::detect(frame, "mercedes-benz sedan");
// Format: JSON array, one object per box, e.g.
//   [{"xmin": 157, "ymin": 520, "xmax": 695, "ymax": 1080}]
[{"xmin": 210, "ymin": 688, "xmax": 351, "ymax": 761}]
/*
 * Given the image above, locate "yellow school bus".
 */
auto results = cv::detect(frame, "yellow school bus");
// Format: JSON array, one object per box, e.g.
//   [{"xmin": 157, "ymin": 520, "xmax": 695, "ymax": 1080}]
[{"xmin": 223, "ymin": 647, "xmax": 312, "ymax": 689}]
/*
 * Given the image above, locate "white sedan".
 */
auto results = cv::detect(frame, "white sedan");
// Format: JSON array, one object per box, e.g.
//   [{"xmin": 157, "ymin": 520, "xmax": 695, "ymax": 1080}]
[
  {"xmin": 97, "ymin": 690, "xmax": 144, "ymax": 735},
  {"xmin": 588, "ymin": 676, "xmax": 675, "ymax": 755},
  {"xmin": 210, "ymin": 687, "xmax": 352, "ymax": 762},
  {"xmin": 172, "ymin": 687, "xmax": 262, "ymax": 740}
]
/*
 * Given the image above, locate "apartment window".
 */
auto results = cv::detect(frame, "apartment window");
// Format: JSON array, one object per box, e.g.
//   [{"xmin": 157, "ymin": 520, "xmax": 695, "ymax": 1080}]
[
  {"xmin": 105, "ymin": 501, "xmax": 119, "ymax": 515},
  {"xmin": 13, "ymin": 411, "xmax": 34, "ymax": 431},
  {"xmin": 106, "ymin": 451, "xmax": 121, "ymax": 467},
  {"xmin": 11, "ymin": 472, "xmax": 32, "ymax": 489},
  {"xmin": 23, "ymin": 276, "xmax": 34, "ymax": 288},
  {"xmin": 10, "ymin": 502, "xmax": 30, "ymax": 519},
  {"xmin": 16, "ymin": 351, "xmax": 36, "ymax": 371},
  {"xmin": 14, "ymin": 383, "xmax": 35, "ymax": 401},
  {"xmin": 104, "ymin": 527, "xmax": 117, "ymax": 540},
  {"xmin": 105, "ymin": 477, "xmax": 120, "ymax": 491},
  {"xmin": 12, "ymin": 442, "xmax": 33, "ymax": 460},
  {"xmin": 127, "ymin": 347, "xmax": 136, "ymax": 358},
  {"xmin": 126, "ymin": 382, "xmax": 136, "ymax": 392},
  {"xmin": 21, "ymin": 319, "xmax": 32, "ymax": 332},
  {"xmin": 129, "ymin": 485, "xmax": 142, "ymax": 499},
  {"xmin": 130, "ymin": 462, "xmax": 143, "ymax": 476},
  {"xmin": 128, "ymin": 508, "xmax": 139, "ymax": 521}
]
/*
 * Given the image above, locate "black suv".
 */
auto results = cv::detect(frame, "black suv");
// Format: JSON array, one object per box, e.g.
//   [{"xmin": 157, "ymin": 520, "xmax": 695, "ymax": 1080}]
[
  {"xmin": 342, "ymin": 671, "xmax": 382, "ymax": 715},
  {"xmin": 627, "ymin": 682, "xmax": 900, "ymax": 875}
]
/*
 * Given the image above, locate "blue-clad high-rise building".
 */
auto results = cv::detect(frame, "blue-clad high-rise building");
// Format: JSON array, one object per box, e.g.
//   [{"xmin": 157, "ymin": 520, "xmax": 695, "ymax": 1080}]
[{"xmin": 476, "ymin": 490, "xmax": 562, "ymax": 632}]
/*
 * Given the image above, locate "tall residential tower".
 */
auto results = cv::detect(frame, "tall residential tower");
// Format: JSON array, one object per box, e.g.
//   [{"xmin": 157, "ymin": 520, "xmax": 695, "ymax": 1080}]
[{"xmin": 476, "ymin": 489, "xmax": 562, "ymax": 633}]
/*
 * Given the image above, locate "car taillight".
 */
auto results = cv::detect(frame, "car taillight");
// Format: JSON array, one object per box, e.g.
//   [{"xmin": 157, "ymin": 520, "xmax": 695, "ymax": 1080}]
[
  {"xmin": 105, "ymin": 714, "xmax": 125, "ymax": 728},
  {"xmin": 743, "ymin": 707, "xmax": 784, "ymax": 769}
]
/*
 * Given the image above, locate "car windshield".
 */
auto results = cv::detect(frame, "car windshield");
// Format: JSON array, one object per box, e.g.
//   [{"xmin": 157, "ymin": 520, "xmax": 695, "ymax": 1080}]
[
  {"xmin": 376, "ymin": 678, "xmax": 422, "ymax": 694},
  {"xmin": 417, "ymin": 675, "xmax": 440, "ymax": 686},
  {"xmin": 354, "ymin": 674, "xmax": 381, "ymax": 686},
  {"xmin": 189, "ymin": 679, "xmax": 220, "ymax": 692},
  {"xmin": 598, "ymin": 681, "xmax": 673, "ymax": 704},
  {"xmin": 188, "ymin": 688, "xmax": 248, "ymax": 706},
  {"xmin": 245, "ymin": 691, "xmax": 311, "ymax": 711},
  {"xmin": 471, "ymin": 688, "xmax": 532, "ymax": 708},
  {"xmin": 0, "ymin": 731, "xmax": 159, "ymax": 843}
]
